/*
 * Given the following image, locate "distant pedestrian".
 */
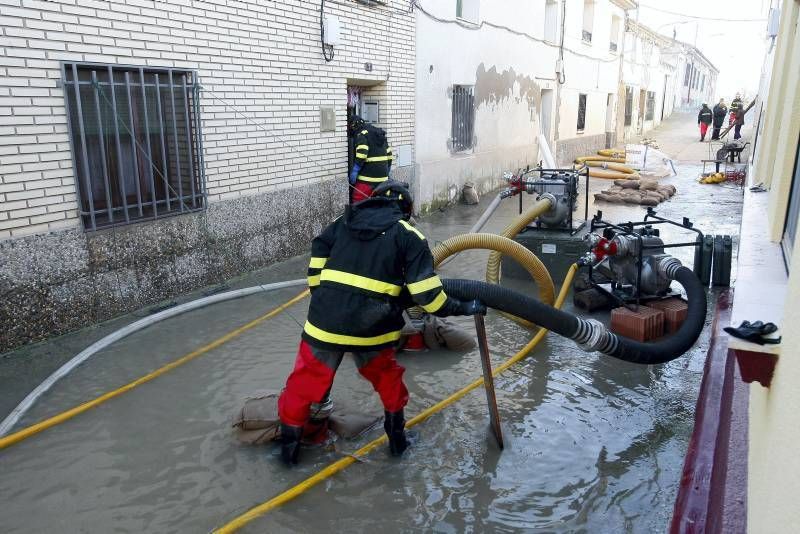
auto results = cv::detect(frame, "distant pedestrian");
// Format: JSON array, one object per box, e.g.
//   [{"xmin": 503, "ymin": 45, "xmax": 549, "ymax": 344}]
[
  {"xmin": 711, "ymin": 99, "xmax": 727, "ymax": 141},
  {"xmin": 698, "ymin": 103, "xmax": 713, "ymax": 142},
  {"xmin": 729, "ymin": 93, "xmax": 743, "ymax": 127},
  {"xmin": 733, "ymin": 108, "xmax": 745, "ymax": 140}
]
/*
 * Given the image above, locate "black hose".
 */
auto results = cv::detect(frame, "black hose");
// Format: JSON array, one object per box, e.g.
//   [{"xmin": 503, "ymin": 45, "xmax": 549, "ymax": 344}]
[{"xmin": 442, "ymin": 266, "xmax": 706, "ymax": 365}]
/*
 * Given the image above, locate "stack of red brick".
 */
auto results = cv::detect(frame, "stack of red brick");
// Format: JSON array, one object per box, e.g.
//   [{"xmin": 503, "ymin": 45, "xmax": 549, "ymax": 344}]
[{"xmin": 610, "ymin": 297, "xmax": 689, "ymax": 341}]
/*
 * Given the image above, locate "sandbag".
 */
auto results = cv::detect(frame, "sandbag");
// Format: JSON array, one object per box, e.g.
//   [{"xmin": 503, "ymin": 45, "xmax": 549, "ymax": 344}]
[
  {"xmin": 231, "ymin": 391, "xmax": 382, "ymax": 445},
  {"xmin": 232, "ymin": 390, "xmax": 281, "ymax": 445},
  {"xmin": 615, "ymin": 179, "xmax": 640, "ymax": 189},
  {"xmin": 462, "ymin": 182, "xmax": 479, "ymax": 205},
  {"xmin": 639, "ymin": 179, "xmax": 659, "ymax": 191},
  {"xmin": 421, "ymin": 314, "xmax": 476, "ymax": 352},
  {"xmin": 640, "ymin": 197, "xmax": 659, "ymax": 206}
]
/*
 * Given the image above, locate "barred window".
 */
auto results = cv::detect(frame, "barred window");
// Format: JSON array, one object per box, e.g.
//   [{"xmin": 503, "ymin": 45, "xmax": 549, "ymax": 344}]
[
  {"xmin": 624, "ymin": 87, "xmax": 633, "ymax": 126},
  {"xmin": 645, "ymin": 91, "xmax": 656, "ymax": 121},
  {"xmin": 684, "ymin": 63, "xmax": 691, "ymax": 86},
  {"xmin": 451, "ymin": 85, "xmax": 475, "ymax": 152},
  {"xmin": 577, "ymin": 93, "xmax": 587, "ymax": 132},
  {"xmin": 63, "ymin": 63, "xmax": 205, "ymax": 231}
]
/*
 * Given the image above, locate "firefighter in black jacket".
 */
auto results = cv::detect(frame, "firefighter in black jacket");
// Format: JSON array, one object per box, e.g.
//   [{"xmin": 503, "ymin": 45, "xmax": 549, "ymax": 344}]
[
  {"xmin": 349, "ymin": 115, "xmax": 394, "ymax": 203},
  {"xmin": 698, "ymin": 104, "xmax": 713, "ymax": 141},
  {"xmin": 711, "ymin": 99, "xmax": 727, "ymax": 140},
  {"xmin": 278, "ymin": 181, "xmax": 485, "ymax": 464}
]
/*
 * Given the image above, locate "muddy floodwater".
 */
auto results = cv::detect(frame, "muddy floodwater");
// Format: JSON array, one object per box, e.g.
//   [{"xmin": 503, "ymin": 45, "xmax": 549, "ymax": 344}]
[{"xmin": 0, "ymin": 163, "xmax": 743, "ymax": 532}]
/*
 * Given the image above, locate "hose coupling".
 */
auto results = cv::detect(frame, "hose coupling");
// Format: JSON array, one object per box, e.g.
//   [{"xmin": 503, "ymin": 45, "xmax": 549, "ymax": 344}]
[
  {"xmin": 657, "ymin": 256, "xmax": 683, "ymax": 279},
  {"xmin": 538, "ymin": 192, "xmax": 557, "ymax": 210},
  {"xmin": 573, "ymin": 318, "xmax": 608, "ymax": 352}
]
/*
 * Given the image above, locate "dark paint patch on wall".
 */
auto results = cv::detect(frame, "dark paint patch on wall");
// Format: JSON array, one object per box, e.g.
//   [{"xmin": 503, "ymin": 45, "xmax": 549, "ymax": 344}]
[{"xmin": 474, "ymin": 64, "xmax": 541, "ymax": 114}]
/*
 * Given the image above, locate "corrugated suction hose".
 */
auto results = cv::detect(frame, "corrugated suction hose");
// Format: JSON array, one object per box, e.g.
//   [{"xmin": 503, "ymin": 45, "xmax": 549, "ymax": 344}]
[{"xmin": 442, "ymin": 264, "xmax": 707, "ymax": 365}]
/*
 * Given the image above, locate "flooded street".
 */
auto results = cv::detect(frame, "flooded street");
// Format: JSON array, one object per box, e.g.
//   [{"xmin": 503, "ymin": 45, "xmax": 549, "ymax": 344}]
[{"xmin": 0, "ymin": 114, "xmax": 745, "ymax": 532}]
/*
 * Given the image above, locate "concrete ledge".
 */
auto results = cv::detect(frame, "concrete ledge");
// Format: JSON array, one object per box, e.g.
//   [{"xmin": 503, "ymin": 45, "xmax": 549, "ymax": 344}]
[
  {"xmin": 556, "ymin": 133, "xmax": 608, "ymax": 166},
  {"xmin": 0, "ymin": 179, "xmax": 347, "ymax": 353}
]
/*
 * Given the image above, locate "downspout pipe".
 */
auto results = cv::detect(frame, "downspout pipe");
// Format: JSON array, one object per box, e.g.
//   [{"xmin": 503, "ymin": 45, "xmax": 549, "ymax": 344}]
[{"xmin": 0, "ymin": 278, "xmax": 307, "ymax": 437}]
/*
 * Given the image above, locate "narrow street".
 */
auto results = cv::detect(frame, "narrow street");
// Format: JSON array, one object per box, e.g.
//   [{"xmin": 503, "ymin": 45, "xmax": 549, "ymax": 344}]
[{"xmin": 0, "ymin": 111, "xmax": 745, "ymax": 532}]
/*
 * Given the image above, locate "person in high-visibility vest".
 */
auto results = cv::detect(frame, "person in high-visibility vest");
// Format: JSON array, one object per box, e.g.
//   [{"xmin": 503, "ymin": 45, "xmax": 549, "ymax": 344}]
[
  {"xmin": 277, "ymin": 181, "xmax": 486, "ymax": 465},
  {"xmin": 348, "ymin": 115, "xmax": 394, "ymax": 203}
]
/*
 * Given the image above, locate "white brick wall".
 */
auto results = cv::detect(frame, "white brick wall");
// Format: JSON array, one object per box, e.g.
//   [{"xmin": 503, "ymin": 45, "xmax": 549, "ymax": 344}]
[{"xmin": 0, "ymin": 0, "xmax": 415, "ymax": 238}]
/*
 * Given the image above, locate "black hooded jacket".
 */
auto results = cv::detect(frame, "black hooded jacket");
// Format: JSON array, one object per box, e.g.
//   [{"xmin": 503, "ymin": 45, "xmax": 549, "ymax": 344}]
[
  {"xmin": 698, "ymin": 105, "xmax": 713, "ymax": 125},
  {"xmin": 303, "ymin": 197, "xmax": 457, "ymax": 351},
  {"xmin": 354, "ymin": 124, "xmax": 394, "ymax": 184}
]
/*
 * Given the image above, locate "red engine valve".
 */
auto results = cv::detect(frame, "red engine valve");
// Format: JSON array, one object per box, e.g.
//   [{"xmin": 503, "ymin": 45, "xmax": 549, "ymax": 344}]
[{"xmin": 592, "ymin": 237, "xmax": 618, "ymax": 261}]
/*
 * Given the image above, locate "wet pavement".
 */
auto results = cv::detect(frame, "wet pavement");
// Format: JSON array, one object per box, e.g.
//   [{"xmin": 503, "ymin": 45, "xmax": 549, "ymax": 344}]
[{"xmin": 0, "ymin": 112, "xmax": 746, "ymax": 533}]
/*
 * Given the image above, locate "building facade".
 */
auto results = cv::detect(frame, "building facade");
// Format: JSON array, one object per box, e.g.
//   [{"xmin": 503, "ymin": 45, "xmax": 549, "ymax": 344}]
[
  {"xmin": 621, "ymin": 20, "xmax": 675, "ymax": 140},
  {"xmin": 0, "ymin": 0, "xmax": 415, "ymax": 352},
  {"xmin": 554, "ymin": 0, "xmax": 636, "ymax": 164},
  {"xmin": 740, "ymin": 0, "xmax": 800, "ymax": 530}
]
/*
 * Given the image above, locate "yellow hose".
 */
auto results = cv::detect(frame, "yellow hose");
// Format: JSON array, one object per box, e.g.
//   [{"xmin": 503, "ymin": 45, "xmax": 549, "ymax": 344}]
[
  {"xmin": 574, "ymin": 155, "xmax": 627, "ymax": 164},
  {"xmin": 478, "ymin": 198, "xmax": 554, "ymax": 327},
  {"xmin": 213, "ymin": 264, "xmax": 579, "ymax": 534},
  {"xmin": 431, "ymin": 233, "xmax": 555, "ymax": 306},
  {"xmin": 586, "ymin": 168, "xmax": 641, "ymax": 180},
  {"xmin": 583, "ymin": 161, "xmax": 636, "ymax": 174},
  {"xmin": 0, "ymin": 290, "xmax": 310, "ymax": 451},
  {"xmin": 597, "ymin": 148, "xmax": 625, "ymax": 158}
]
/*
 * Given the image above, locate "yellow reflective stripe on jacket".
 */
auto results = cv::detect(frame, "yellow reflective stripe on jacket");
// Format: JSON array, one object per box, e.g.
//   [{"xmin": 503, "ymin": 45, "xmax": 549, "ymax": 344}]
[
  {"xmin": 399, "ymin": 220, "xmax": 425, "ymax": 240},
  {"xmin": 357, "ymin": 175, "xmax": 389, "ymax": 183},
  {"xmin": 320, "ymin": 269, "xmax": 403, "ymax": 296},
  {"xmin": 355, "ymin": 153, "xmax": 368, "ymax": 160},
  {"xmin": 308, "ymin": 257, "xmax": 328, "ymax": 269},
  {"xmin": 422, "ymin": 290, "xmax": 447, "ymax": 313},
  {"xmin": 304, "ymin": 321, "xmax": 402, "ymax": 346},
  {"xmin": 356, "ymin": 144, "xmax": 369, "ymax": 151},
  {"xmin": 365, "ymin": 155, "xmax": 392, "ymax": 162},
  {"xmin": 308, "ymin": 275, "xmax": 321, "ymax": 287},
  {"xmin": 407, "ymin": 275, "xmax": 442, "ymax": 295}
]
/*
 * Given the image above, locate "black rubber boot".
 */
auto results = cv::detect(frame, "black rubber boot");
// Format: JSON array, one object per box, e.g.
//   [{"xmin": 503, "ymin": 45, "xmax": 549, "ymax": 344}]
[
  {"xmin": 280, "ymin": 424, "xmax": 303, "ymax": 465},
  {"xmin": 384, "ymin": 410, "xmax": 408, "ymax": 456}
]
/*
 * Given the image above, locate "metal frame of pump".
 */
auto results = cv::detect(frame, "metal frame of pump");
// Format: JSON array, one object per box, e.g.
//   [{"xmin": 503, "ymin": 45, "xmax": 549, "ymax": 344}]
[
  {"xmin": 501, "ymin": 165, "xmax": 590, "ymax": 234},
  {"xmin": 581, "ymin": 207, "xmax": 705, "ymax": 306}
]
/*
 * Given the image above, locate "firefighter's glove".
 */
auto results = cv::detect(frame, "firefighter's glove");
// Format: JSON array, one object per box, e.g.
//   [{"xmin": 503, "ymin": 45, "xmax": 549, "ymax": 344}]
[
  {"xmin": 454, "ymin": 299, "xmax": 487, "ymax": 316},
  {"xmin": 349, "ymin": 162, "xmax": 363, "ymax": 185},
  {"xmin": 723, "ymin": 320, "xmax": 781, "ymax": 345}
]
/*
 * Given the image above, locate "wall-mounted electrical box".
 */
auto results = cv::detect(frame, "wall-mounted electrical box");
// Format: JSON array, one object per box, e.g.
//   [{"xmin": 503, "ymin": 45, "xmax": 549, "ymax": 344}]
[
  {"xmin": 319, "ymin": 106, "xmax": 335, "ymax": 132},
  {"xmin": 362, "ymin": 101, "xmax": 379, "ymax": 124},
  {"xmin": 323, "ymin": 15, "xmax": 341, "ymax": 46}
]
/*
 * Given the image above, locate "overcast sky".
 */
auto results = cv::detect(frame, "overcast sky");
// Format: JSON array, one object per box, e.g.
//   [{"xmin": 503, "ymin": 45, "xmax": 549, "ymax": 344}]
[{"xmin": 632, "ymin": 0, "xmax": 771, "ymax": 100}]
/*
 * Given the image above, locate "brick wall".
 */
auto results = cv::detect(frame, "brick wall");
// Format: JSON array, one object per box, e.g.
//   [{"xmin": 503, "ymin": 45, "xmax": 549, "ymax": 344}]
[
  {"xmin": 0, "ymin": 0, "xmax": 415, "ymax": 352},
  {"xmin": 0, "ymin": 0, "xmax": 416, "ymax": 238}
]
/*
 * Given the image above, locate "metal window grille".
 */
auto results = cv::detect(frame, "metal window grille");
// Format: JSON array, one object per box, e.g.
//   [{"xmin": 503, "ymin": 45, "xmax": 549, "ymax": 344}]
[
  {"xmin": 684, "ymin": 64, "xmax": 691, "ymax": 86},
  {"xmin": 645, "ymin": 91, "xmax": 656, "ymax": 120},
  {"xmin": 577, "ymin": 94, "xmax": 587, "ymax": 132},
  {"xmin": 451, "ymin": 85, "xmax": 475, "ymax": 152},
  {"xmin": 62, "ymin": 62, "xmax": 205, "ymax": 231},
  {"xmin": 609, "ymin": 41, "xmax": 618, "ymax": 53},
  {"xmin": 582, "ymin": 30, "xmax": 593, "ymax": 43},
  {"xmin": 624, "ymin": 87, "xmax": 633, "ymax": 126}
]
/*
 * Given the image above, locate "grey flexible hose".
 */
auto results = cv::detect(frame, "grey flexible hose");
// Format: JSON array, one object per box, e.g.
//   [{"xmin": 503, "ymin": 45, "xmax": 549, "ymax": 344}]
[{"xmin": 0, "ymin": 278, "xmax": 306, "ymax": 436}]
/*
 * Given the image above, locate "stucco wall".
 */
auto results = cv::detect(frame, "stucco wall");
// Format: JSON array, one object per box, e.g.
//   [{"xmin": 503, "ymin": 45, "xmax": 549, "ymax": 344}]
[
  {"xmin": 413, "ymin": 0, "xmax": 558, "ymax": 210},
  {"xmin": 749, "ymin": 1, "xmax": 800, "ymax": 531}
]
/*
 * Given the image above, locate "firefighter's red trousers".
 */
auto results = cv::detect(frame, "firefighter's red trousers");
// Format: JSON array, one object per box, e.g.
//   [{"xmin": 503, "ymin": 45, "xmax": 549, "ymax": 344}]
[
  {"xmin": 350, "ymin": 181, "xmax": 375, "ymax": 203},
  {"xmin": 278, "ymin": 340, "xmax": 409, "ymax": 427},
  {"xmin": 699, "ymin": 122, "xmax": 709, "ymax": 139}
]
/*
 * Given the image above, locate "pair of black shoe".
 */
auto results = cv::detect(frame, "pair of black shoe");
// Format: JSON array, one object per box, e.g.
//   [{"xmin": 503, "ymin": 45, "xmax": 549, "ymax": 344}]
[
  {"xmin": 280, "ymin": 410, "xmax": 408, "ymax": 465},
  {"xmin": 724, "ymin": 320, "xmax": 781, "ymax": 345}
]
